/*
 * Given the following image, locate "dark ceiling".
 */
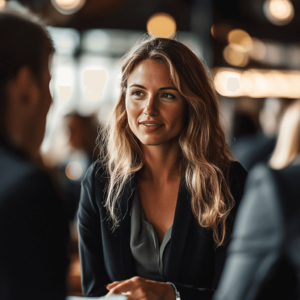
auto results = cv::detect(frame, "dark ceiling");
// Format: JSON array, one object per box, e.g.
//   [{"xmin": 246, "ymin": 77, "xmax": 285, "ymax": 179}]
[
  {"xmin": 214, "ymin": 0, "xmax": 300, "ymax": 43},
  {"xmin": 11, "ymin": 0, "xmax": 300, "ymax": 43},
  {"xmin": 10, "ymin": 0, "xmax": 300, "ymax": 43}
]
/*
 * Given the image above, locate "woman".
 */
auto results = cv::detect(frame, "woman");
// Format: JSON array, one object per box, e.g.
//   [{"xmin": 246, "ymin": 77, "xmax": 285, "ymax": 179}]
[
  {"xmin": 78, "ymin": 37, "xmax": 247, "ymax": 300},
  {"xmin": 269, "ymin": 99, "xmax": 300, "ymax": 169}
]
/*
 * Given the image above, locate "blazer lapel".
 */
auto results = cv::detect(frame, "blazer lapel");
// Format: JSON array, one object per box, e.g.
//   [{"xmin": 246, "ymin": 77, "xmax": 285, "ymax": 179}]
[
  {"xmin": 119, "ymin": 175, "xmax": 137, "ymax": 280},
  {"xmin": 165, "ymin": 176, "xmax": 193, "ymax": 282}
]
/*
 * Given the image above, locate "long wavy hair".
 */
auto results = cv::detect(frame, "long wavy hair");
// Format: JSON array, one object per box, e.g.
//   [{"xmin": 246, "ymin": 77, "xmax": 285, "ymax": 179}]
[
  {"xmin": 269, "ymin": 99, "xmax": 300, "ymax": 169},
  {"xmin": 99, "ymin": 37, "xmax": 235, "ymax": 246}
]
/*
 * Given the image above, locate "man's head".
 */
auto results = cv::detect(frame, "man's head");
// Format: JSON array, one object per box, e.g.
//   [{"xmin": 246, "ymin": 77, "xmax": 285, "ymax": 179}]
[{"xmin": 0, "ymin": 9, "xmax": 54, "ymax": 159}]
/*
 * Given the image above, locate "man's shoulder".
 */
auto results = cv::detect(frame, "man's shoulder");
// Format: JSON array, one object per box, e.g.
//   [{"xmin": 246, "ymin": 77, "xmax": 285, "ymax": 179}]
[{"xmin": 0, "ymin": 150, "xmax": 57, "ymax": 209}]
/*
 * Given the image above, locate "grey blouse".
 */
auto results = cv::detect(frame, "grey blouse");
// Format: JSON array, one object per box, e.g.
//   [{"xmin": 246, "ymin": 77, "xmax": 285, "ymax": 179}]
[{"xmin": 130, "ymin": 188, "xmax": 172, "ymax": 281}]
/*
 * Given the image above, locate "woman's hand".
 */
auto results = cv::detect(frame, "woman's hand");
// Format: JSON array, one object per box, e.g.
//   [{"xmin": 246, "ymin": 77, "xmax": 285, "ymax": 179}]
[{"xmin": 106, "ymin": 276, "xmax": 175, "ymax": 300}]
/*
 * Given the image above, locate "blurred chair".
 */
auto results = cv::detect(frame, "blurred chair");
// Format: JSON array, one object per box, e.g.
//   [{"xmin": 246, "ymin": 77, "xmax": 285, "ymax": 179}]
[
  {"xmin": 269, "ymin": 99, "xmax": 300, "ymax": 169},
  {"xmin": 230, "ymin": 98, "xmax": 281, "ymax": 171}
]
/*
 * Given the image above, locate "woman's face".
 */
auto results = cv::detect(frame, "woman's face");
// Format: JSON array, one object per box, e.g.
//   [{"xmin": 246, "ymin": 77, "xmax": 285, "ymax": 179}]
[{"xmin": 125, "ymin": 59, "xmax": 187, "ymax": 147}]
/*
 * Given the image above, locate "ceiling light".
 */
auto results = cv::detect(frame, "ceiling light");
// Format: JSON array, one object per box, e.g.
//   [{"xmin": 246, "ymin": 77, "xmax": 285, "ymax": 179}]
[
  {"xmin": 51, "ymin": 0, "xmax": 85, "ymax": 15},
  {"xmin": 263, "ymin": 0, "xmax": 294, "ymax": 26},
  {"xmin": 147, "ymin": 13, "xmax": 176, "ymax": 38}
]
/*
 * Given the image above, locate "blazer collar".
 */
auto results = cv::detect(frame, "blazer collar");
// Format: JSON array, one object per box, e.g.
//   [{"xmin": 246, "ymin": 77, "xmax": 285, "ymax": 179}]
[
  {"xmin": 118, "ymin": 174, "xmax": 193, "ymax": 282},
  {"xmin": 165, "ymin": 176, "xmax": 193, "ymax": 282},
  {"xmin": 119, "ymin": 173, "xmax": 138, "ymax": 280}
]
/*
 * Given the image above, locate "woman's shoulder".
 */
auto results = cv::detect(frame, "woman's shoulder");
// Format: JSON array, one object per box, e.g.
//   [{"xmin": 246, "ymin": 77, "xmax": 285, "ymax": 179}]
[
  {"xmin": 82, "ymin": 159, "xmax": 110, "ymax": 188},
  {"xmin": 228, "ymin": 160, "xmax": 247, "ymax": 185},
  {"xmin": 228, "ymin": 160, "xmax": 248, "ymax": 206},
  {"xmin": 225, "ymin": 161, "xmax": 248, "ymax": 228}
]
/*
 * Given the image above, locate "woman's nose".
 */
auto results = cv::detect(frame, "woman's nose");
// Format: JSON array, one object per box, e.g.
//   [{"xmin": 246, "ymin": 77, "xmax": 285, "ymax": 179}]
[{"xmin": 143, "ymin": 94, "xmax": 159, "ymax": 116}]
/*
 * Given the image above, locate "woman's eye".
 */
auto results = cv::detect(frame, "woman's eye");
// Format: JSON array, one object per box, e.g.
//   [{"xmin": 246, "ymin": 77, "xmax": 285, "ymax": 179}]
[
  {"xmin": 132, "ymin": 91, "xmax": 144, "ymax": 97},
  {"xmin": 162, "ymin": 92, "xmax": 175, "ymax": 99}
]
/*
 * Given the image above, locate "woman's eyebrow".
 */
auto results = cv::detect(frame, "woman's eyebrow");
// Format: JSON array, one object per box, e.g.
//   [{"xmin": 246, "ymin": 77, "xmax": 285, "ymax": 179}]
[
  {"xmin": 129, "ymin": 84, "xmax": 178, "ymax": 92},
  {"xmin": 129, "ymin": 84, "xmax": 147, "ymax": 89},
  {"xmin": 159, "ymin": 87, "xmax": 178, "ymax": 91}
]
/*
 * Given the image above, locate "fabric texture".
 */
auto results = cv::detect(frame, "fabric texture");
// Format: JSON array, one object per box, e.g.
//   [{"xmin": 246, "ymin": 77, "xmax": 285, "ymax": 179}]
[
  {"xmin": 231, "ymin": 131, "xmax": 276, "ymax": 171},
  {"xmin": 130, "ymin": 188, "xmax": 172, "ymax": 281}
]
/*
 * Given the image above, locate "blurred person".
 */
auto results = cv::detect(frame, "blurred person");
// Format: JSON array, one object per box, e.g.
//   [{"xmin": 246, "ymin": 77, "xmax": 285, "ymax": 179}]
[
  {"xmin": 213, "ymin": 161, "xmax": 300, "ymax": 300},
  {"xmin": 78, "ymin": 37, "xmax": 247, "ymax": 300},
  {"xmin": 0, "ymin": 9, "xmax": 69, "ymax": 300},
  {"xmin": 230, "ymin": 98, "xmax": 282, "ymax": 171},
  {"xmin": 65, "ymin": 112, "xmax": 100, "ymax": 159},
  {"xmin": 59, "ymin": 112, "xmax": 101, "ymax": 221},
  {"xmin": 269, "ymin": 99, "xmax": 300, "ymax": 169}
]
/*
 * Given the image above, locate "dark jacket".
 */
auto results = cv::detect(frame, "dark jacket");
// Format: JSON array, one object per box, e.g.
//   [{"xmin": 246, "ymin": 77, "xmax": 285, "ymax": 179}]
[
  {"xmin": 0, "ymin": 137, "xmax": 69, "ymax": 300},
  {"xmin": 214, "ymin": 163, "xmax": 300, "ymax": 300},
  {"xmin": 78, "ymin": 160, "xmax": 247, "ymax": 300},
  {"xmin": 231, "ymin": 131, "xmax": 276, "ymax": 172}
]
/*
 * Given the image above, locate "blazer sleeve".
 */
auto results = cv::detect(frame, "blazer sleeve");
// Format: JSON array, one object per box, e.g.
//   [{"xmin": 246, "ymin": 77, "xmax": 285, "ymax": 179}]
[
  {"xmin": 213, "ymin": 164, "xmax": 284, "ymax": 300},
  {"xmin": 0, "ymin": 169, "xmax": 69, "ymax": 300},
  {"xmin": 78, "ymin": 164, "xmax": 110, "ymax": 297}
]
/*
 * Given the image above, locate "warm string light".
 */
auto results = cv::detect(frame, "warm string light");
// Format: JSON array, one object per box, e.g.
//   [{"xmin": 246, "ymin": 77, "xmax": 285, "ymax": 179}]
[
  {"xmin": 213, "ymin": 68, "xmax": 300, "ymax": 98},
  {"xmin": 223, "ymin": 29, "xmax": 252, "ymax": 67},
  {"xmin": 223, "ymin": 45, "xmax": 249, "ymax": 67},
  {"xmin": 248, "ymin": 38, "xmax": 267, "ymax": 61},
  {"xmin": 222, "ymin": 29, "xmax": 268, "ymax": 67}
]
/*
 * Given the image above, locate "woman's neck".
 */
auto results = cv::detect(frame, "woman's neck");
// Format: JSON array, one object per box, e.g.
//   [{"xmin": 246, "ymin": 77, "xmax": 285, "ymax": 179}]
[{"xmin": 139, "ymin": 139, "xmax": 181, "ymax": 185}]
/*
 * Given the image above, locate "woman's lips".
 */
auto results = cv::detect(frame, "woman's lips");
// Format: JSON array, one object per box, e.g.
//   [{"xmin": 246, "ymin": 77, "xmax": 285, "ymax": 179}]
[{"xmin": 139, "ymin": 123, "xmax": 164, "ymax": 132}]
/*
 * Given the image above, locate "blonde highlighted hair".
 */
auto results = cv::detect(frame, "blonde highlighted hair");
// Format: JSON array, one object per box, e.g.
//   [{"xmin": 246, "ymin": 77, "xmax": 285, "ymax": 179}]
[
  {"xmin": 99, "ymin": 37, "xmax": 235, "ymax": 246},
  {"xmin": 269, "ymin": 99, "xmax": 300, "ymax": 169}
]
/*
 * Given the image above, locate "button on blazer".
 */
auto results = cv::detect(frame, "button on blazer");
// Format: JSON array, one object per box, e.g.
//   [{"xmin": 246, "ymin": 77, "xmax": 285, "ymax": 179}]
[{"xmin": 78, "ymin": 161, "xmax": 247, "ymax": 300}]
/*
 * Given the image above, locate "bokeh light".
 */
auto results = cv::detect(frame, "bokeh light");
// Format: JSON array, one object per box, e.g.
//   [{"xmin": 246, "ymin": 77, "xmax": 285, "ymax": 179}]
[
  {"xmin": 147, "ymin": 13, "xmax": 176, "ymax": 38},
  {"xmin": 213, "ymin": 68, "xmax": 300, "ymax": 98},
  {"xmin": 223, "ymin": 45, "xmax": 249, "ymax": 67},
  {"xmin": 214, "ymin": 70, "xmax": 242, "ymax": 96},
  {"xmin": 51, "ymin": 0, "xmax": 86, "ymax": 15},
  {"xmin": 211, "ymin": 23, "xmax": 233, "ymax": 42},
  {"xmin": 0, "ymin": 0, "xmax": 6, "ymax": 9},
  {"xmin": 263, "ymin": 0, "xmax": 294, "ymax": 26},
  {"xmin": 65, "ymin": 161, "xmax": 83, "ymax": 180},
  {"xmin": 227, "ymin": 29, "xmax": 253, "ymax": 52},
  {"xmin": 248, "ymin": 38, "xmax": 267, "ymax": 61}
]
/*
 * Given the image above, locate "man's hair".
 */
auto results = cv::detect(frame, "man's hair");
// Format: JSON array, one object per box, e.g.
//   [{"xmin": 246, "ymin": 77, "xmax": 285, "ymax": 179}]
[{"xmin": 0, "ymin": 8, "xmax": 55, "ymax": 130}]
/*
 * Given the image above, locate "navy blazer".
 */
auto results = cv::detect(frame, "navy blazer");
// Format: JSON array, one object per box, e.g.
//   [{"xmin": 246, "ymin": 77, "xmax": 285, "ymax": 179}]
[
  {"xmin": 214, "ymin": 163, "xmax": 300, "ymax": 300},
  {"xmin": 78, "ymin": 161, "xmax": 247, "ymax": 300}
]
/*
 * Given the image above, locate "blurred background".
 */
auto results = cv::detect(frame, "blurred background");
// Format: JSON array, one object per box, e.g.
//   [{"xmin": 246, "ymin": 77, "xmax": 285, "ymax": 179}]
[{"xmin": 1, "ymin": 0, "xmax": 299, "ymax": 295}]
